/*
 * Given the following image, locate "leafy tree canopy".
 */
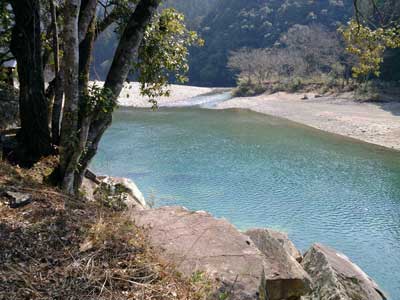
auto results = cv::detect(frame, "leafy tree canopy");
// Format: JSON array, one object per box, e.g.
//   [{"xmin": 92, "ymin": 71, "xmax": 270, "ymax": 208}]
[
  {"xmin": 135, "ymin": 8, "xmax": 204, "ymax": 103},
  {"xmin": 340, "ymin": 19, "xmax": 400, "ymax": 78}
]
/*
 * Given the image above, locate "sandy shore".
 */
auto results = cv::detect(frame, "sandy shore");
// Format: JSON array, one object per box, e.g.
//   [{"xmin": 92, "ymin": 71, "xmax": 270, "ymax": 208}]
[
  {"xmin": 111, "ymin": 82, "xmax": 220, "ymax": 107},
  {"xmin": 216, "ymin": 92, "xmax": 400, "ymax": 151}
]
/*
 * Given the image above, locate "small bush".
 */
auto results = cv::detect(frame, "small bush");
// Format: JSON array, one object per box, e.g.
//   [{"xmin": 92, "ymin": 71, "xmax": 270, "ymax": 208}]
[
  {"xmin": 354, "ymin": 83, "xmax": 381, "ymax": 102},
  {"xmin": 93, "ymin": 182, "xmax": 131, "ymax": 211},
  {"xmin": 287, "ymin": 78, "xmax": 303, "ymax": 92},
  {"xmin": 233, "ymin": 81, "xmax": 266, "ymax": 97}
]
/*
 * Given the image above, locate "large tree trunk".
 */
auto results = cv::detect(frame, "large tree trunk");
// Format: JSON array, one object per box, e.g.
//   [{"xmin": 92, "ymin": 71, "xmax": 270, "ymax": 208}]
[
  {"xmin": 57, "ymin": 0, "xmax": 97, "ymax": 193},
  {"xmin": 104, "ymin": 0, "xmax": 161, "ymax": 97},
  {"xmin": 78, "ymin": 0, "xmax": 98, "ymax": 43},
  {"xmin": 10, "ymin": 0, "xmax": 52, "ymax": 165},
  {"xmin": 59, "ymin": 0, "xmax": 81, "ymax": 194},
  {"xmin": 75, "ymin": 0, "xmax": 161, "ymax": 190},
  {"xmin": 73, "ymin": 15, "xmax": 97, "ymax": 191}
]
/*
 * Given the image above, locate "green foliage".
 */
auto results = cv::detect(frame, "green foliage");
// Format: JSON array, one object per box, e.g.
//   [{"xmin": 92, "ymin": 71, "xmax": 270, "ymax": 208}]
[
  {"xmin": 229, "ymin": 23, "xmax": 352, "ymax": 95},
  {"xmin": 134, "ymin": 8, "xmax": 203, "ymax": 104},
  {"xmin": 287, "ymin": 78, "xmax": 304, "ymax": 92},
  {"xmin": 82, "ymin": 84, "xmax": 115, "ymax": 118},
  {"xmin": 93, "ymin": 0, "xmax": 354, "ymax": 86},
  {"xmin": 233, "ymin": 81, "xmax": 266, "ymax": 97},
  {"xmin": 354, "ymin": 80, "xmax": 381, "ymax": 101},
  {"xmin": 189, "ymin": 270, "xmax": 214, "ymax": 299},
  {"xmin": 0, "ymin": 3, "xmax": 12, "ymax": 49},
  {"xmin": 340, "ymin": 20, "xmax": 400, "ymax": 78},
  {"xmin": 112, "ymin": 0, "xmax": 140, "ymax": 33},
  {"xmin": 0, "ymin": 2, "xmax": 13, "ymax": 69},
  {"xmin": 163, "ymin": 0, "xmax": 218, "ymax": 28},
  {"xmin": 94, "ymin": 182, "xmax": 130, "ymax": 211},
  {"xmin": 218, "ymin": 292, "xmax": 229, "ymax": 300}
]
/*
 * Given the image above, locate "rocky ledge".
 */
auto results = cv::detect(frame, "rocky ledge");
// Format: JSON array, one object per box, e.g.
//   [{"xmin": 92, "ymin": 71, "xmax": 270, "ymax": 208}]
[{"xmin": 83, "ymin": 174, "xmax": 387, "ymax": 300}]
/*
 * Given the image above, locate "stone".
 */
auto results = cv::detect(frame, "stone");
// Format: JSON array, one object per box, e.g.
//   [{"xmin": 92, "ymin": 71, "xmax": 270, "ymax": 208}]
[
  {"xmin": 4, "ymin": 191, "xmax": 32, "ymax": 208},
  {"xmin": 100, "ymin": 176, "xmax": 146, "ymax": 209},
  {"xmin": 301, "ymin": 243, "xmax": 386, "ymax": 300},
  {"xmin": 0, "ymin": 130, "xmax": 18, "ymax": 161},
  {"xmin": 90, "ymin": 176, "xmax": 146, "ymax": 211},
  {"xmin": 81, "ymin": 177, "xmax": 98, "ymax": 201},
  {"xmin": 245, "ymin": 228, "xmax": 303, "ymax": 262},
  {"xmin": 133, "ymin": 206, "xmax": 312, "ymax": 300},
  {"xmin": 245, "ymin": 228, "xmax": 312, "ymax": 300},
  {"xmin": 82, "ymin": 172, "xmax": 147, "ymax": 210}
]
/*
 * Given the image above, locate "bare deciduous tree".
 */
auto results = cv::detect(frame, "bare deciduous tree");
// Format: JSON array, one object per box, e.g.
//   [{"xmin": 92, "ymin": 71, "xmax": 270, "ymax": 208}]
[
  {"xmin": 279, "ymin": 24, "xmax": 342, "ymax": 75},
  {"xmin": 228, "ymin": 24, "xmax": 349, "ymax": 88}
]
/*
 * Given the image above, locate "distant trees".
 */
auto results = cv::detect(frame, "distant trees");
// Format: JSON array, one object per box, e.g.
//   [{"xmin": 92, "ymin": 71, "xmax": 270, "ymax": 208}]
[
  {"xmin": 280, "ymin": 25, "xmax": 343, "ymax": 76},
  {"xmin": 228, "ymin": 24, "xmax": 351, "ymax": 93},
  {"xmin": 228, "ymin": 48, "xmax": 305, "ymax": 84},
  {"xmin": 227, "ymin": 0, "xmax": 400, "ymax": 96},
  {"xmin": 228, "ymin": 49, "xmax": 273, "ymax": 85},
  {"xmin": 163, "ymin": 0, "xmax": 218, "ymax": 28},
  {"xmin": 189, "ymin": 0, "xmax": 354, "ymax": 86}
]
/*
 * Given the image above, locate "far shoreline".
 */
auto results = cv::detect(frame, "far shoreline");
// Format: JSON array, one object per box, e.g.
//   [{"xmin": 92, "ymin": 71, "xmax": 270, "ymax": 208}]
[
  {"xmin": 112, "ymin": 82, "xmax": 400, "ymax": 152},
  {"xmin": 216, "ymin": 91, "xmax": 400, "ymax": 152}
]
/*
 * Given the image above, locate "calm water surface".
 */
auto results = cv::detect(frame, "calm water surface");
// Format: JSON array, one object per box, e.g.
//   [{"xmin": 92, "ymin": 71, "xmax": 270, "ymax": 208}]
[{"xmin": 92, "ymin": 107, "xmax": 400, "ymax": 298}]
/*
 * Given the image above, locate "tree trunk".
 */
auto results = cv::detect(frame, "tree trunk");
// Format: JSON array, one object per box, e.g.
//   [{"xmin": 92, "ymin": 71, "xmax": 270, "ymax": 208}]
[
  {"xmin": 57, "ymin": 0, "xmax": 98, "ymax": 193},
  {"xmin": 78, "ymin": 0, "xmax": 98, "ymax": 43},
  {"xmin": 76, "ymin": 0, "xmax": 161, "ymax": 190},
  {"xmin": 73, "ymin": 16, "xmax": 97, "ymax": 191},
  {"xmin": 50, "ymin": 0, "xmax": 63, "ymax": 145},
  {"xmin": 10, "ymin": 0, "xmax": 52, "ymax": 165},
  {"xmin": 59, "ymin": 0, "xmax": 81, "ymax": 194}
]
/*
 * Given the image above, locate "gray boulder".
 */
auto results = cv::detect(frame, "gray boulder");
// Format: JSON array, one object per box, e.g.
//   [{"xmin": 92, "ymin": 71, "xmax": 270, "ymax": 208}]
[
  {"xmin": 301, "ymin": 243, "xmax": 386, "ymax": 300},
  {"xmin": 100, "ymin": 176, "xmax": 147, "ymax": 209},
  {"xmin": 245, "ymin": 228, "xmax": 303, "ymax": 262},
  {"xmin": 245, "ymin": 228, "xmax": 312, "ymax": 300},
  {"xmin": 4, "ymin": 191, "xmax": 32, "ymax": 208},
  {"xmin": 132, "ymin": 206, "xmax": 312, "ymax": 300},
  {"xmin": 82, "ymin": 174, "xmax": 147, "ymax": 210}
]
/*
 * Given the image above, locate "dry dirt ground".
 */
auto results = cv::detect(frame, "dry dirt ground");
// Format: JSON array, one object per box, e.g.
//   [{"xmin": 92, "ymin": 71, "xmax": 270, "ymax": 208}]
[{"xmin": 0, "ymin": 159, "xmax": 211, "ymax": 300}]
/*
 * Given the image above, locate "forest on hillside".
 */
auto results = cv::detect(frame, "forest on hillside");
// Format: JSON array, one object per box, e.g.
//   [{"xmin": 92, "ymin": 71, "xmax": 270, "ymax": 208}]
[
  {"xmin": 94, "ymin": 0, "xmax": 354, "ymax": 84},
  {"xmin": 188, "ymin": 0, "xmax": 354, "ymax": 86},
  {"xmin": 91, "ymin": 0, "xmax": 400, "ymax": 87}
]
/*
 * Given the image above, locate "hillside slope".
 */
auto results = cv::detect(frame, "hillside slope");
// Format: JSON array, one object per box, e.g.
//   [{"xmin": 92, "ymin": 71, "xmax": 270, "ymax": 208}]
[
  {"xmin": 188, "ymin": 0, "xmax": 353, "ymax": 86},
  {"xmin": 0, "ymin": 160, "xmax": 209, "ymax": 299}
]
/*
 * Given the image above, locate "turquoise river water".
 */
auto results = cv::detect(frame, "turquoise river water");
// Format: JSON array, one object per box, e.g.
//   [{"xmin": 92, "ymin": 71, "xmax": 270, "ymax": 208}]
[{"xmin": 92, "ymin": 106, "xmax": 400, "ymax": 298}]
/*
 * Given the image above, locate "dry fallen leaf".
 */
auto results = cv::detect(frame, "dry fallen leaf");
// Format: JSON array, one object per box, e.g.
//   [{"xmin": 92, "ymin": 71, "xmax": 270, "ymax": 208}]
[{"xmin": 79, "ymin": 239, "xmax": 93, "ymax": 253}]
